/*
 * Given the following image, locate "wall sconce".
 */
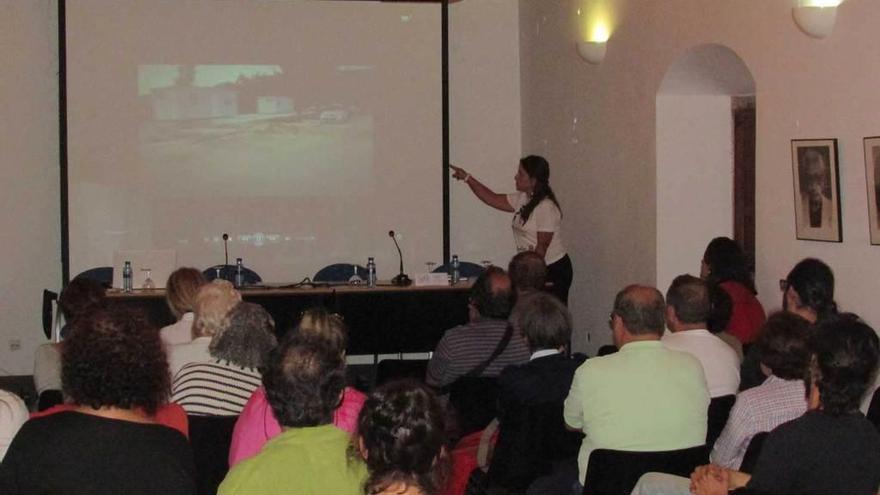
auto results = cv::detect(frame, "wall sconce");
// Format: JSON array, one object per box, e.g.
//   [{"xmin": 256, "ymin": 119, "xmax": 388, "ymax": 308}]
[
  {"xmin": 792, "ymin": 1, "xmax": 842, "ymax": 39},
  {"xmin": 577, "ymin": 41, "xmax": 607, "ymax": 64}
]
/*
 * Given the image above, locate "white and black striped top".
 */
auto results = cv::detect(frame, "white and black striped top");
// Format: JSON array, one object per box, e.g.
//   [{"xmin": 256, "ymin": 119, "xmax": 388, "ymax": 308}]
[{"xmin": 171, "ymin": 361, "xmax": 262, "ymax": 416}]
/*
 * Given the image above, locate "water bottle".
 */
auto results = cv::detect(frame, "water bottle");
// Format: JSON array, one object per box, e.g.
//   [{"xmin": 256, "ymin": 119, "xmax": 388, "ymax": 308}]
[
  {"xmin": 235, "ymin": 258, "xmax": 244, "ymax": 287},
  {"xmin": 122, "ymin": 261, "xmax": 133, "ymax": 292},
  {"xmin": 451, "ymin": 255, "xmax": 460, "ymax": 285},
  {"xmin": 367, "ymin": 257, "xmax": 377, "ymax": 288}
]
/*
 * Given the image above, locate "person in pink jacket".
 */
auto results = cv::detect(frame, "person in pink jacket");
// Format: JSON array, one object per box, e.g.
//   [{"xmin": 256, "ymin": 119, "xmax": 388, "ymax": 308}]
[{"xmin": 228, "ymin": 308, "xmax": 366, "ymax": 467}]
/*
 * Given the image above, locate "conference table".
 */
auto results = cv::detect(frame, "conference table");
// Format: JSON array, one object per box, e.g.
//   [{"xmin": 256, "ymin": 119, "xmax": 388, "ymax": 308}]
[{"xmin": 105, "ymin": 282, "xmax": 472, "ymax": 355}]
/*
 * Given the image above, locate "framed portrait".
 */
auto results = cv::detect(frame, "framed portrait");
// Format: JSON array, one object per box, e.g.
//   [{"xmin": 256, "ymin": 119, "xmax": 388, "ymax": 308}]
[
  {"xmin": 791, "ymin": 139, "xmax": 842, "ymax": 242},
  {"xmin": 864, "ymin": 136, "xmax": 880, "ymax": 245}
]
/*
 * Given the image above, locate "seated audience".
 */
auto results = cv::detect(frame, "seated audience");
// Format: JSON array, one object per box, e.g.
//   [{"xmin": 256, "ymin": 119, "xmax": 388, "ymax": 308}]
[
  {"xmin": 508, "ymin": 250, "xmax": 547, "ymax": 298},
  {"xmin": 705, "ymin": 285, "xmax": 743, "ymax": 361},
  {"xmin": 633, "ymin": 313, "xmax": 880, "ymax": 495},
  {"xmin": 0, "ymin": 308, "xmax": 196, "ymax": 494},
  {"xmin": 426, "ymin": 266, "xmax": 529, "ymax": 387},
  {"xmin": 218, "ymin": 338, "xmax": 366, "ymax": 495},
  {"xmin": 710, "ymin": 312, "xmax": 811, "ymax": 469},
  {"xmin": 160, "ymin": 267, "xmax": 207, "ymax": 346},
  {"xmin": 563, "ymin": 285, "xmax": 709, "ymax": 487},
  {"xmin": 167, "ymin": 279, "xmax": 241, "ymax": 378},
  {"xmin": 0, "ymin": 390, "xmax": 28, "ymax": 462},
  {"xmin": 700, "ymin": 237, "xmax": 765, "ymax": 345},
  {"xmin": 228, "ymin": 307, "xmax": 366, "ymax": 466},
  {"xmin": 489, "ymin": 292, "xmax": 586, "ymax": 492},
  {"xmin": 661, "ymin": 275, "xmax": 740, "ymax": 397},
  {"xmin": 355, "ymin": 381, "xmax": 448, "ymax": 495},
  {"xmin": 172, "ymin": 301, "xmax": 276, "ymax": 416}
]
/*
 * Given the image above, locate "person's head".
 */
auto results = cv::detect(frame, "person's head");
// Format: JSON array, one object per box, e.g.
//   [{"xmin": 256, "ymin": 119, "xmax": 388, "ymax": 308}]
[
  {"xmin": 291, "ymin": 307, "xmax": 348, "ymax": 356},
  {"xmin": 706, "ymin": 284, "xmax": 733, "ymax": 334},
  {"xmin": 508, "ymin": 250, "xmax": 547, "ymax": 296},
  {"xmin": 59, "ymin": 277, "xmax": 107, "ymax": 322},
  {"xmin": 515, "ymin": 155, "xmax": 561, "ymax": 223},
  {"xmin": 665, "ymin": 275, "xmax": 711, "ymax": 332},
  {"xmin": 700, "ymin": 237, "xmax": 755, "ymax": 292},
  {"xmin": 782, "ymin": 258, "xmax": 836, "ymax": 323},
  {"xmin": 469, "ymin": 266, "xmax": 513, "ymax": 320},
  {"xmin": 165, "ymin": 267, "xmax": 207, "ymax": 320},
  {"xmin": 356, "ymin": 380, "xmax": 447, "ymax": 495},
  {"xmin": 511, "ymin": 292, "xmax": 571, "ymax": 353},
  {"xmin": 192, "ymin": 279, "xmax": 241, "ymax": 338},
  {"xmin": 755, "ymin": 312, "xmax": 812, "ymax": 380},
  {"xmin": 262, "ymin": 337, "xmax": 346, "ymax": 428},
  {"xmin": 61, "ymin": 308, "xmax": 169, "ymax": 415},
  {"xmin": 609, "ymin": 285, "xmax": 666, "ymax": 347},
  {"xmin": 808, "ymin": 313, "xmax": 879, "ymax": 416},
  {"xmin": 209, "ymin": 302, "xmax": 277, "ymax": 370},
  {"xmin": 800, "ymin": 148, "xmax": 830, "ymax": 201}
]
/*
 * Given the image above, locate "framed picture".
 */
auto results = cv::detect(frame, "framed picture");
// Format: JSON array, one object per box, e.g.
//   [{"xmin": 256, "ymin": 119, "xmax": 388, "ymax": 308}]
[
  {"xmin": 791, "ymin": 139, "xmax": 842, "ymax": 242},
  {"xmin": 864, "ymin": 136, "xmax": 880, "ymax": 245}
]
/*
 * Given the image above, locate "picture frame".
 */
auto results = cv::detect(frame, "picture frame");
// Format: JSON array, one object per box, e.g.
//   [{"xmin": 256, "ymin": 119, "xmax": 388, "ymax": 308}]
[
  {"xmin": 864, "ymin": 136, "xmax": 880, "ymax": 245},
  {"xmin": 791, "ymin": 139, "xmax": 842, "ymax": 242}
]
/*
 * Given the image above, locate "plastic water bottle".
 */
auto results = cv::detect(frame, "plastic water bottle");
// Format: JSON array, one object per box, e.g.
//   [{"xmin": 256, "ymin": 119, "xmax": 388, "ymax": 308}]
[
  {"xmin": 367, "ymin": 257, "xmax": 377, "ymax": 287},
  {"xmin": 235, "ymin": 258, "xmax": 244, "ymax": 287},
  {"xmin": 451, "ymin": 255, "xmax": 460, "ymax": 285},
  {"xmin": 122, "ymin": 261, "xmax": 133, "ymax": 292}
]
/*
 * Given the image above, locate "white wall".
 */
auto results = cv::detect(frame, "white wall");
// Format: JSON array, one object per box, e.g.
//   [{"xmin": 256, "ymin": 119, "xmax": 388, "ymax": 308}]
[
  {"xmin": 519, "ymin": 0, "xmax": 880, "ymax": 353},
  {"xmin": 0, "ymin": 1, "xmax": 61, "ymax": 375},
  {"xmin": 656, "ymin": 95, "xmax": 733, "ymax": 293}
]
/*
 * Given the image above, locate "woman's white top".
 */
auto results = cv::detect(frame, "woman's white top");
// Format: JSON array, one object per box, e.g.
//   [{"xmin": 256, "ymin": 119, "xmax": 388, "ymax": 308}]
[
  {"xmin": 506, "ymin": 192, "xmax": 566, "ymax": 264},
  {"xmin": 0, "ymin": 389, "xmax": 28, "ymax": 461},
  {"xmin": 160, "ymin": 312, "xmax": 195, "ymax": 346}
]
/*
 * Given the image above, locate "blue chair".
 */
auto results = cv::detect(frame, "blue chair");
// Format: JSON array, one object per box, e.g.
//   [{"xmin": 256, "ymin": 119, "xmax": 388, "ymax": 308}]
[
  {"xmin": 72, "ymin": 266, "xmax": 113, "ymax": 287},
  {"xmin": 432, "ymin": 261, "xmax": 485, "ymax": 278},
  {"xmin": 203, "ymin": 265, "xmax": 262, "ymax": 285},
  {"xmin": 313, "ymin": 263, "xmax": 368, "ymax": 283}
]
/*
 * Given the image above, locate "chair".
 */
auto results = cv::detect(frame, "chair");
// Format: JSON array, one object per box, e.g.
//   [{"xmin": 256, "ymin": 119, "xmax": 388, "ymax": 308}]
[
  {"xmin": 432, "ymin": 261, "xmax": 485, "ymax": 278},
  {"xmin": 41, "ymin": 289, "xmax": 60, "ymax": 340},
  {"xmin": 188, "ymin": 414, "xmax": 238, "ymax": 495},
  {"xmin": 374, "ymin": 359, "xmax": 429, "ymax": 387},
  {"xmin": 203, "ymin": 265, "xmax": 262, "ymax": 285},
  {"xmin": 866, "ymin": 387, "xmax": 880, "ymax": 431},
  {"xmin": 581, "ymin": 445, "xmax": 709, "ymax": 495},
  {"xmin": 313, "ymin": 263, "xmax": 368, "ymax": 283},
  {"xmin": 706, "ymin": 394, "xmax": 736, "ymax": 448},
  {"xmin": 739, "ymin": 431, "xmax": 768, "ymax": 474},
  {"xmin": 447, "ymin": 376, "xmax": 501, "ymax": 438},
  {"xmin": 72, "ymin": 266, "xmax": 114, "ymax": 287}
]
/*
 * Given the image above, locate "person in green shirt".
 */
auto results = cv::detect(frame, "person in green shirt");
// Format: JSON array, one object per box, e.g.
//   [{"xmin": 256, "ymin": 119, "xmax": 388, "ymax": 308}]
[{"xmin": 219, "ymin": 337, "xmax": 366, "ymax": 495}]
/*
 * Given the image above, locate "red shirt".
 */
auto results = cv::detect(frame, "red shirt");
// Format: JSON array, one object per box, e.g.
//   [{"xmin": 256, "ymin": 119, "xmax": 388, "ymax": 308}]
[{"xmin": 720, "ymin": 280, "xmax": 766, "ymax": 345}]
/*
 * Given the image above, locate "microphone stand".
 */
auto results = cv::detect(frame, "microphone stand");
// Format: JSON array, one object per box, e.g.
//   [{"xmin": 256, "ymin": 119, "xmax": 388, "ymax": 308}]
[{"xmin": 389, "ymin": 231, "xmax": 411, "ymax": 286}]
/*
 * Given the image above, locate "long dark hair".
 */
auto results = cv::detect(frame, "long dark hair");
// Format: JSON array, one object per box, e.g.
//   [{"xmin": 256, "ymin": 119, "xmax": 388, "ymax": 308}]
[
  {"xmin": 518, "ymin": 155, "xmax": 561, "ymax": 223},
  {"xmin": 702, "ymin": 237, "xmax": 756, "ymax": 293}
]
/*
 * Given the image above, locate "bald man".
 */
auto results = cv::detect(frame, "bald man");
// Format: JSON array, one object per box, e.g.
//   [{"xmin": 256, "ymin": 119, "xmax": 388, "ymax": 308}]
[{"xmin": 563, "ymin": 285, "xmax": 710, "ymax": 487}]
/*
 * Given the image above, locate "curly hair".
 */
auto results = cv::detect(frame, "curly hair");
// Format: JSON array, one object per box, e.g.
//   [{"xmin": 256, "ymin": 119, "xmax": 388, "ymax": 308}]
[
  {"xmin": 262, "ymin": 338, "xmax": 346, "ymax": 428},
  {"xmin": 61, "ymin": 308, "xmax": 169, "ymax": 415},
  {"xmin": 809, "ymin": 313, "xmax": 879, "ymax": 416},
  {"xmin": 209, "ymin": 302, "xmax": 277, "ymax": 370},
  {"xmin": 192, "ymin": 279, "xmax": 240, "ymax": 338},
  {"xmin": 355, "ymin": 380, "xmax": 448, "ymax": 495},
  {"xmin": 165, "ymin": 267, "xmax": 207, "ymax": 320},
  {"xmin": 756, "ymin": 312, "xmax": 811, "ymax": 380},
  {"xmin": 289, "ymin": 307, "xmax": 348, "ymax": 356},
  {"xmin": 59, "ymin": 277, "xmax": 107, "ymax": 321}
]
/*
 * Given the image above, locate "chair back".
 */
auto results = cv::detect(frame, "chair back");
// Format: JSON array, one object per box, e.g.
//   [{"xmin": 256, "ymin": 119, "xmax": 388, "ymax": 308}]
[
  {"xmin": 203, "ymin": 265, "xmax": 262, "ymax": 284},
  {"xmin": 313, "ymin": 263, "xmax": 368, "ymax": 283},
  {"xmin": 432, "ymin": 261, "xmax": 485, "ymax": 278},
  {"xmin": 739, "ymin": 431, "xmax": 769, "ymax": 474},
  {"xmin": 866, "ymin": 387, "xmax": 880, "ymax": 431},
  {"xmin": 41, "ymin": 289, "xmax": 59, "ymax": 340},
  {"xmin": 447, "ymin": 376, "xmax": 500, "ymax": 438},
  {"xmin": 707, "ymin": 394, "xmax": 736, "ymax": 448},
  {"xmin": 73, "ymin": 266, "xmax": 114, "ymax": 286},
  {"xmin": 374, "ymin": 359, "xmax": 429, "ymax": 387},
  {"xmin": 188, "ymin": 414, "xmax": 238, "ymax": 495},
  {"xmin": 582, "ymin": 445, "xmax": 709, "ymax": 495}
]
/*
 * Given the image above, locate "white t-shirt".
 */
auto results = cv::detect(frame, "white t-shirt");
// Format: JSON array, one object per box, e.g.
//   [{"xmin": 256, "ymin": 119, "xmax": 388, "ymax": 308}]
[
  {"xmin": 661, "ymin": 329, "xmax": 741, "ymax": 398},
  {"xmin": 166, "ymin": 336, "xmax": 212, "ymax": 380},
  {"xmin": 0, "ymin": 389, "xmax": 28, "ymax": 461},
  {"xmin": 506, "ymin": 192, "xmax": 566, "ymax": 264},
  {"xmin": 160, "ymin": 312, "xmax": 195, "ymax": 346}
]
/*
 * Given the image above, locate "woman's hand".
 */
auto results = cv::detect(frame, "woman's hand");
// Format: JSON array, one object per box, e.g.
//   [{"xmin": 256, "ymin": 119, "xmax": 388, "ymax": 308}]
[
  {"xmin": 450, "ymin": 164, "xmax": 469, "ymax": 181},
  {"xmin": 689, "ymin": 464, "xmax": 728, "ymax": 495}
]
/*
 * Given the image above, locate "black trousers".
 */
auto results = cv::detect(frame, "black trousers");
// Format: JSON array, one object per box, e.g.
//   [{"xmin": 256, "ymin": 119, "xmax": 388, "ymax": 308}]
[{"xmin": 546, "ymin": 254, "xmax": 573, "ymax": 305}]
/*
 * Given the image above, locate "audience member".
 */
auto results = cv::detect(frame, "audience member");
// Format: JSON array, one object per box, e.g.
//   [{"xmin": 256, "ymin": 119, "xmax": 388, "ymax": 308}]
[
  {"xmin": 229, "ymin": 307, "xmax": 367, "ymax": 467},
  {"xmin": 489, "ymin": 292, "xmax": 585, "ymax": 492},
  {"xmin": 781, "ymin": 257, "xmax": 837, "ymax": 324},
  {"xmin": 710, "ymin": 312, "xmax": 811, "ymax": 469},
  {"xmin": 172, "ymin": 301, "xmax": 276, "ymax": 416},
  {"xmin": 563, "ymin": 285, "xmax": 709, "ymax": 487},
  {"xmin": 508, "ymin": 250, "xmax": 547, "ymax": 298},
  {"xmin": 218, "ymin": 339, "xmax": 366, "ymax": 495},
  {"xmin": 355, "ymin": 381, "xmax": 447, "ymax": 495},
  {"xmin": 705, "ymin": 284, "xmax": 743, "ymax": 361},
  {"xmin": 426, "ymin": 267, "xmax": 528, "ymax": 387},
  {"xmin": 0, "ymin": 308, "xmax": 196, "ymax": 495},
  {"xmin": 160, "ymin": 267, "xmax": 207, "ymax": 345},
  {"xmin": 661, "ymin": 275, "xmax": 740, "ymax": 397},
  {"xmin": 0, "ymin": 390, "xmax": 28, "ymax": 462},
  {"xmin": 167, "ymin": 279, "xmax": 241, "ymax": 378},
  {"xmin": 633, "ymin": 313, "xmax": 880, "ymax": 495},
  {"xmin": 701, "ymin": 237, "xmax": 765, "ymax": 345}
]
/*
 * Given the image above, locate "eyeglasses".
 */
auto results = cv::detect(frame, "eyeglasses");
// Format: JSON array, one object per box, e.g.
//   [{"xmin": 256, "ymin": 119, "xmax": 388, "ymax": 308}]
[
  {"xmin": 607, "ymin": 311, "xmax": 617, "ymax": 330},
  {"xmin": 779, "ymin": 279, "xmax": 790, "ymax": 292}
]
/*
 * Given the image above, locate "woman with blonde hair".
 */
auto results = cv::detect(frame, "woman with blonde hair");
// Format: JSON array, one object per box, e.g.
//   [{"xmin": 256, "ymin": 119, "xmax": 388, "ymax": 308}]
[{"xmin": 159, "ymin": 267, "xmax": 207, "ymax": 346}]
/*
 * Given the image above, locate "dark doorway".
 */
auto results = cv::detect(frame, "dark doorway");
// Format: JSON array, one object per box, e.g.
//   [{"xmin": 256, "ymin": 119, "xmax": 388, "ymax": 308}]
[{"xmin": 733, "ymin": 97, "xmax": 756, "ymax": 269}]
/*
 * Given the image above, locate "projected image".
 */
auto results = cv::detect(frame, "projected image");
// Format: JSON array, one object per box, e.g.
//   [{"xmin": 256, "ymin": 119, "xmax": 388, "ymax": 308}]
[{"xmin": 137, "ymin": 64, "xmax": 374, "ymax": 197}]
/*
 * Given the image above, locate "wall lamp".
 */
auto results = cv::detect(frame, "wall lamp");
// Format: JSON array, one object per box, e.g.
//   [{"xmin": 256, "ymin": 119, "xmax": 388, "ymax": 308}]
[{"xmin": 792, "ymin": 0, "xmax": 843, "ymax": 39}]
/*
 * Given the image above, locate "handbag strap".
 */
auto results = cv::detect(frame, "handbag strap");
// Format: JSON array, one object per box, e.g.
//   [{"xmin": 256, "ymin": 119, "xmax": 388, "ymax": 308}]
[{"xmin": 464, "ymin": 323, "xmax": 514, "ymax": 378}]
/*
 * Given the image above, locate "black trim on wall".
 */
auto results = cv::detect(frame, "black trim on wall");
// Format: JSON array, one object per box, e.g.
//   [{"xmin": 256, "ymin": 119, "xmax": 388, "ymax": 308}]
[{"xmin": 442, "ymin": 0, "xmax": 450, "ymax": 264}]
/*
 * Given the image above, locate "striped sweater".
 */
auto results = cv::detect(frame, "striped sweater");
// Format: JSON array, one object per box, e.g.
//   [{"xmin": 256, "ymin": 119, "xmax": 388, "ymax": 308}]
[{"xmin": 172, "ymin": 361, "xmax": 262, "ymax": 416}]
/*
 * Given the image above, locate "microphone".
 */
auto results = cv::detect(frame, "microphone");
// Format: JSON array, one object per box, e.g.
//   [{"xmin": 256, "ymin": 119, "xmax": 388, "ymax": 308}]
[
  {"xmin": 222, "ymin": 233, "xmax": 229, "ymax": 266},
  {"xmin": 388, "ymin": 230, "xmax": 411, "ymax": 286}
]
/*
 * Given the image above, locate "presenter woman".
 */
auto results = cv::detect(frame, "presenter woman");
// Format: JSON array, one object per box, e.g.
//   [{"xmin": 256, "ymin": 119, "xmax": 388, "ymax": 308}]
[{"xmin": 451, "ymin": 155, "xmax": 572, "ymax": 304}]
